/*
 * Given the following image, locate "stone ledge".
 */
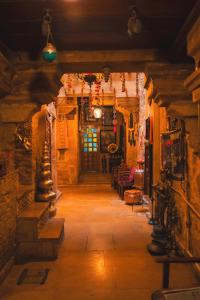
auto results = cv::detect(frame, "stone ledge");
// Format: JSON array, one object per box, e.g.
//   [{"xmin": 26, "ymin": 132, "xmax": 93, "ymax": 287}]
[
  {"xmin": 38, "ymin": 217, "xmax": 65, "ymax": 240},
  {"xmin": 18, "ymin": 202, "xmax": 49, "ymax": 219},
  {"xmin": 0, "ymin": 256, "xmax": 15, "ymax": 284}
]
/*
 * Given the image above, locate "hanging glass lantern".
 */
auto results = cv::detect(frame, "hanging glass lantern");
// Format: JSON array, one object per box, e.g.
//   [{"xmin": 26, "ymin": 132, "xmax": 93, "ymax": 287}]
[
  {"xmin": 41, "ymin": 11, "xmax": 57, "ymax": 62},
  {"xmin": 42, "ymin": 42, "xmax": 57, "ymax": 62}
]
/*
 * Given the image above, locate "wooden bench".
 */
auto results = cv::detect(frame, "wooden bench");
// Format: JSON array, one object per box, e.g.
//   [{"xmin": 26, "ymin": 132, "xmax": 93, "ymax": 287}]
[{"xmin": 155, "ymin": 256, "xmax": 200, "ymax": 289}]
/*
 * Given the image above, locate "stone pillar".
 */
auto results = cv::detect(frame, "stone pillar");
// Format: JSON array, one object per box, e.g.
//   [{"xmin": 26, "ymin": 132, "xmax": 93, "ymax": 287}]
[
  {"xmin": 184, "ymin": 16, "xmax": 200, "ymax": 155},
  {"xmin": 115, "ymin": 97, "xmax": 139, "ymax": 167},
  {"xmin": 0, "ymin": 56, "xmax": 60, "ymax": 281},
  {"xmin": 183, "ymin": 17, "xmax": 200, "ymax": 264},
  {"xmin": 144, "ymin": 63, "xmax": 196, "ymax": 257}
]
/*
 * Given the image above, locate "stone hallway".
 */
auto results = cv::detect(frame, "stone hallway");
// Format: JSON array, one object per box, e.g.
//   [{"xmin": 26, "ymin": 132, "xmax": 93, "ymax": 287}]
[{"xmin": 0, "ymin": 185, "xmax": 199, "ymax": 300}]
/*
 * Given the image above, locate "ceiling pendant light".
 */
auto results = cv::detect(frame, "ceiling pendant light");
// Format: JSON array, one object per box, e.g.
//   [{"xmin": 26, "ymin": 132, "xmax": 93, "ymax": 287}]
[
  {"xmin": 93, "ymin": 107, "xmax": 103, "ymax": 119},
  {"xmin": 42, "ymin": 43, "xmax": 57, "ymax": 62},
  {"xmin": 41, "ymin": 10, "xmax": 57, "ymax": 62},
  {"xmin": 128, "ymin": 5, "xmax": 142, "ymax": 36}
]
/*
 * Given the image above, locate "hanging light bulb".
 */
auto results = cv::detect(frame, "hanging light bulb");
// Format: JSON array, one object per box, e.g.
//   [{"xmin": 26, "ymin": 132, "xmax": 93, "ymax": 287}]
[
  {"xmin": 93, "ymin": 107, "xmax": 103, "ymax": 119},
  {"xmin": 103, "ymin": 66, "xmax": 111, "ymax": 83},
  {"xmin": 128, "ymin": 5, "xmax": 142, "ymax": 35}
]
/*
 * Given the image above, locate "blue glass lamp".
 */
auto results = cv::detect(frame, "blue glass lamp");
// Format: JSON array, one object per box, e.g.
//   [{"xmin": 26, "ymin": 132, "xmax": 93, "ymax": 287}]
[{"xmin": 42, "ymin": 42, "xmax": 57, "ymax": 62}]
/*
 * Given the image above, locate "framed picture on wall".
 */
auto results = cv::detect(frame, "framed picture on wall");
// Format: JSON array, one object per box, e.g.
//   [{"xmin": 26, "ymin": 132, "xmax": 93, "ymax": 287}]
[
  {"xmin": 100, "ymin": 130, "xmax": 116, "ymax": 152},
  {"xmin": 161, "ymin": 129, "xmax": 185, "ymax": 180},
  {"xmin": 103, "ymin": 106, "xmax": 113, "ymax": 126}
]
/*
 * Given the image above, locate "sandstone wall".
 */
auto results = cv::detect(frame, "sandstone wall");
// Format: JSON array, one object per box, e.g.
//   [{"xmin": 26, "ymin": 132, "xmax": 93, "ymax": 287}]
[
  {"xmin": 151, "ymin": 103, "xmax": 200, "ymax": 262},
  {"xmin": 56, "ymin": 112, "xmax": 79, "ymax": 185},
  {"xmin": 186, "ymin": 121, "xmax": 200, "ymax": 258},
  {"xmin": 0, "ymin": 151, "xmax": 17, "ymax": 282}
]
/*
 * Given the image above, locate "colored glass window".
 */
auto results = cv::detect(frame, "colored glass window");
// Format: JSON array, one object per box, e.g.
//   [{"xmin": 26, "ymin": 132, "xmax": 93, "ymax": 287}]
[
  {"xmin": 93, "ymin": 143, "xmax": 97, "ymax": 147},
  {"xmin": 93, "ymin": 138, "xmax": 97, "ymax": 142},
  {"xmin": 89, "ymin": 148, "xmax": 92, "ymax": 152},
  {"xmin": 88, "ymin": 134, "xmax": 92, "ymax": 137},
  {"xmin": 93, "ymin": 133, "xmax": 97, "ymax": 137},
  {"xmin": 93, "ymin": 148, "xmax": 97, "ymax": 152},
  {"xmin": 84, "ymin": 143, "xmax": 88, "ymax": 147},
  {"xmin": 84, "ymin": 148, "xmax": 88, "ymax": 152},
  {"xmin": 84, "ymin": 138, "xmax": 87, "ymax": 142},
  {"xmin": 88, "ymin": 138, "xmax": 92, "ymax": 142},
  {"xmin": 89, "ymin": 143, "xmax": 93, "ymax": 147}
]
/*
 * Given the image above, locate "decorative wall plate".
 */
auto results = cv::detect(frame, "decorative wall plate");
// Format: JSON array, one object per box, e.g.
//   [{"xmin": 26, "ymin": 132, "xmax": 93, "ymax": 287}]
[{"xmin": 107, "ymin": 143, "xmax": 118, "ymax": 154}]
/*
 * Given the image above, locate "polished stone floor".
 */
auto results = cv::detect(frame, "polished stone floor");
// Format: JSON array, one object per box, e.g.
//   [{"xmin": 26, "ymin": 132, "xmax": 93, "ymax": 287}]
[{"xmin": 0, "ymin": 184, "xmax": 199, "ymax": 300}]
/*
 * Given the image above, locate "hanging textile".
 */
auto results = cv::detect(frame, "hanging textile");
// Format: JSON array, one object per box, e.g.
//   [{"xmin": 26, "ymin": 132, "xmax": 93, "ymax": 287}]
[{"xmin": 129, "ymin": 112, "xmax": 133, "ymax": 129}]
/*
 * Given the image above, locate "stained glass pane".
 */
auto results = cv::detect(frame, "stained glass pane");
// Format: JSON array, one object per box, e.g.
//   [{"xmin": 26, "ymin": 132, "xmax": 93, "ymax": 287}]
[
  {"xmin": 93, "ymin": 148, "xmax": 97, "ymax": 152},
  {"xmin": 88, "ymin": 134, "xmax": 92, "ymax": 137},
  {"xmin": 89, "ymin": 148, "xmax": 92, "ymax": 152},
  {"xmin": 89, "ymin": 143, "xmax": 93, "ymax": 147},
  {"xmin": 93, "ymin": 129, "xmax": 97, "ymax": 132},
  {"xmin": 93, "ymin": 143, "xmax": 97, "ymax": 147},
  {"xmin": 93, "ymin": 133, "xmax": 97, "ymax": 137},
  {"xmin": 83, "ymin": 133, "xmax": 87, "ymax": 137},
  {"xmin": 84, "ymin": 143, "xmax": 88, "ymax": 147},
  {"xmin": 84, "ymin": 138, "xmax": 87, "ymax": 142},
  {"xmin": 93, "ymin": 138, "xmax": 97, "ymax": 142},
  {"xmin": 88, "ymin": 138, "xmax": 92, "ymax": 142},
  {"xmin": 84, "ymin": 148, "xmax": 88, "ymax": 152}
]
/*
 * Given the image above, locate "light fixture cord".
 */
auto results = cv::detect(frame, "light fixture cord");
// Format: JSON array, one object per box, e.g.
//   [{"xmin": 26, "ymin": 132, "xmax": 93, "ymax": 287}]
[
  {"xmin": 44, "ymin": 11, "xmax": 55, "ymax": 46},
  {"xmin": 46, "ymin": 22, "xmax": 50, "ymax": 45}
]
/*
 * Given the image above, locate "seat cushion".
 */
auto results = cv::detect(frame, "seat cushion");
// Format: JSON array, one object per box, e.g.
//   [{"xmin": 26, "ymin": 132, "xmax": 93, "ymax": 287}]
[{"xmin": 124, "ymin": 189, "xmax": 143, "ymax": 204}]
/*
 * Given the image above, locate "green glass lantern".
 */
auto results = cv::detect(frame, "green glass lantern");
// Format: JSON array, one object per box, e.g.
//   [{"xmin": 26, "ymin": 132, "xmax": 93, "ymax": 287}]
[{"xmin": 42, "ymin": 43, "xmax": 57, "ymax": 62}]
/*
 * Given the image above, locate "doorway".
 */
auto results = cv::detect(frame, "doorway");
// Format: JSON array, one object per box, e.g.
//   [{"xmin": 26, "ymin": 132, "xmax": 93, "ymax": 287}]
[{"xmin": 80, "ymin": 127, "xmax": 99, "ymax": 172}]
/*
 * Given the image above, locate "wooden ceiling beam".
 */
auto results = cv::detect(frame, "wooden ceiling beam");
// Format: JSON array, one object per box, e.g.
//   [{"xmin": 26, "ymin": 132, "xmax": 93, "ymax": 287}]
[
  {"xmin": 17, "ymin": 49, "xmax": 167, "ymax": 73},
  {"xmin": 57, "ymin": 49, "xmax": 166, "ymax": 73}
]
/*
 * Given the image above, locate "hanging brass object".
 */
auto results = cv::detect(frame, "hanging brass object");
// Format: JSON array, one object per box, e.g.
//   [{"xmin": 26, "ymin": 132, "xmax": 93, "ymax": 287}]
[{"xmin": 37, "ymin": 142, "xmax": 56, "ymax": 208}]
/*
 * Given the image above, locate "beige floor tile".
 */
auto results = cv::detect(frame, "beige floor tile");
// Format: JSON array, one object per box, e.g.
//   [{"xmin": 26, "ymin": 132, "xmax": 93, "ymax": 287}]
[
  {"xmin": 0, "ymin": 184, "xmax": 198, "ymax": 300},
  {"xmin": 87, "ymin": 234, "xmax": 115, "ymax": 250}
]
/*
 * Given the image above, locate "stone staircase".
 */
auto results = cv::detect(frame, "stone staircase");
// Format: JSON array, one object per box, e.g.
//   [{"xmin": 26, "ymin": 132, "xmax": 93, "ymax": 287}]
[{"xmin": 16, "ymin": 202, "xmax": 65, "ymax": 262}]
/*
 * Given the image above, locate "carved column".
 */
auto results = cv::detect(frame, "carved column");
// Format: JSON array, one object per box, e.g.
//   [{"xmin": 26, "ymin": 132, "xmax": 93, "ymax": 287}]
[
  {"xmin": 0, "ymin": 58, "xmax": 61, "ymax": 201},
  {"xmin": 144, "ymin": 64, "xmax": 192, "ymax": 186},
  {"xmin": 184, "ymin": 16, "xmax": 200, "ymax": 155},
  {"xmin": 145, "ymin": 63, "xmax": 195, "ymax": 115},
  {"xmin": 183, "ymin": 16, "xmax": 200, "ymax": 266},
  {"xmin": 145, "ymin": 60, "xmax": 200, "ymax": 261}
]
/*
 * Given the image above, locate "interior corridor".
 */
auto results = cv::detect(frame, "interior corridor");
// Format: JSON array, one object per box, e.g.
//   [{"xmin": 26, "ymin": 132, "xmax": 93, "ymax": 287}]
[{"xmin": 0, "ymin": 184, "xmax": 198, "ymax": 300}]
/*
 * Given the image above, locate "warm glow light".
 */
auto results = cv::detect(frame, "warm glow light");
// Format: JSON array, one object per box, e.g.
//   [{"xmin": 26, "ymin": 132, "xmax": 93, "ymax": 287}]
[
  {"xmin": 93, "ymin": 107, "xmax": 102, "ymax": 119},
  {"xmin": 95, "ymin": 257, "xmax": 105, "ymax": 277},
  {"xmin": 42, "ymin": 43, "xmax": 57, "ymax": 62}
]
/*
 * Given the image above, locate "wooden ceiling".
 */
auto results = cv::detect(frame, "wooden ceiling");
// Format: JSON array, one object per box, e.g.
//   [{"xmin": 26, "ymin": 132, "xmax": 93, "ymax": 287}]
[{"xmin": 0, "ymin": 0, "xmax": 199, "ymax": 59}]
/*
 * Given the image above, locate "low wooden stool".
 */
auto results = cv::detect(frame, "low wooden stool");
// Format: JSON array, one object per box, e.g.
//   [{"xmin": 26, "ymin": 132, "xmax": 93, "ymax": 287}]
[{"xmin": 124, "ymin": 189, "xmax": 143, "ymax": 205}]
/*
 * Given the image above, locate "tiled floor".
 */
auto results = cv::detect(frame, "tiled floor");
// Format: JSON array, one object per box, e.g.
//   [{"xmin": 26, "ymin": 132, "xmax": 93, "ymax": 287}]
[{"xmin": 0, "ymin": 184, "xmax": 199, "ymax": 300}]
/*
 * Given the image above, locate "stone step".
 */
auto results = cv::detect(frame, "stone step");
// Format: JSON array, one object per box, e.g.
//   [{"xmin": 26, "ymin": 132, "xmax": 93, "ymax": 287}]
[
  {"xmin": 16, "ymin": 218, "xmax": 65, "ymax": 261},
  {"xmin": 17, "ymin": 202, "xmax": 50, "ymax": 242},
  {"xmin": 19, "ymin": 202, "xmax": 49, "ymax": 220},
  {"xmin": 38, "ymin": 218, "xmax": 65, "ymax": 240}
]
